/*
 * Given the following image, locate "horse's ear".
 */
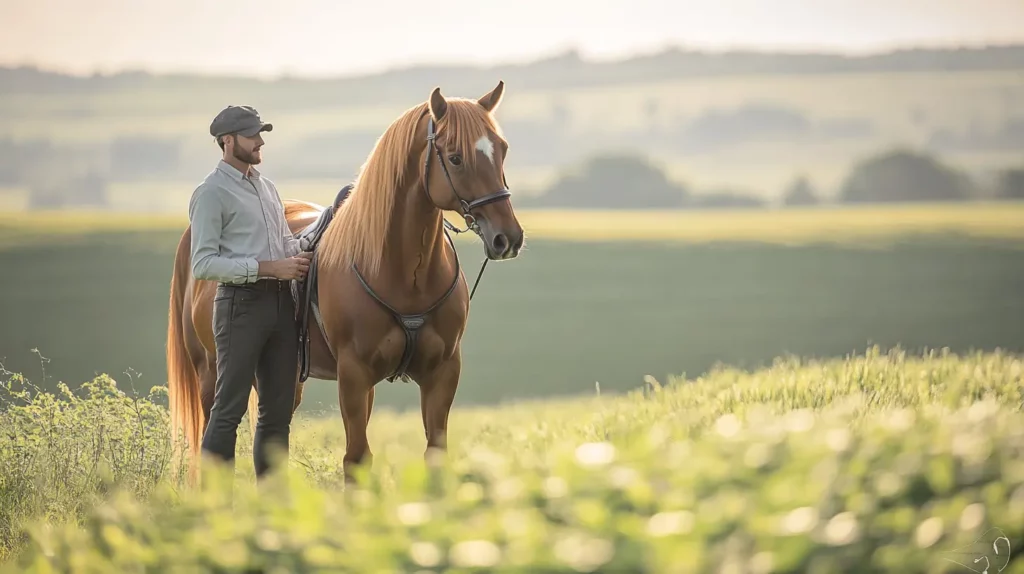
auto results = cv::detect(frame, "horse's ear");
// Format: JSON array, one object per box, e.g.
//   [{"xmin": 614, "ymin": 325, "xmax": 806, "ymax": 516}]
[
  {"xmin": 429, "ymin": 87, "xmax": 447, "ymax": 121},
  {"xmin": 477, "ymin": 80, "xmax": 505, "ymax": 113}
]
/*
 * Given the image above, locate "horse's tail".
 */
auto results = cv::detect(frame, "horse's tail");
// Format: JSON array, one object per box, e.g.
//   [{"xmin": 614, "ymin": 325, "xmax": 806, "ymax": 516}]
[{"xmin": 167, "ymin": 226, "xmax": 203, "ymax": 486}]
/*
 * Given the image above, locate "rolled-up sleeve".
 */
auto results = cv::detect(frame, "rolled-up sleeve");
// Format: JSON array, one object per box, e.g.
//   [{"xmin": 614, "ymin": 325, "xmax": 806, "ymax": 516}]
[
  {"xmin": 189, "ymin": 185, "xmax": 259, "ymax": 283},
  {"xmin": 283, "ymin": 220, "xmax": 304, "ymax": 257}
]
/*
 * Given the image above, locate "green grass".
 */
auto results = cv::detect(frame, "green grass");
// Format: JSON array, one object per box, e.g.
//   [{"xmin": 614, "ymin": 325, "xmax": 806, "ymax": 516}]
[{"xmin": 1, "ymin": 348, "xmax": 1022, "ymax": 572}]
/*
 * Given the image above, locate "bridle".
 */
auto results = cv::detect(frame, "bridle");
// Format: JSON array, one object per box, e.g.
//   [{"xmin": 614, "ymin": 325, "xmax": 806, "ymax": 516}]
[
  {"xmin": 302, "ymin": 110, "xmax": 516, "ymax": 385},
  {"xmin": 421, "ymin": 114, "xmax": 512, "ymax": 299}
]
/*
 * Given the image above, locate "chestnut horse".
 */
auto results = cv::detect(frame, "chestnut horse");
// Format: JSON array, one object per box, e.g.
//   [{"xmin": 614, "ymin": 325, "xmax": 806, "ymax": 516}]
[{"xmin": 166, "ymin": 81, "xmax": 524, "ymax": 484}]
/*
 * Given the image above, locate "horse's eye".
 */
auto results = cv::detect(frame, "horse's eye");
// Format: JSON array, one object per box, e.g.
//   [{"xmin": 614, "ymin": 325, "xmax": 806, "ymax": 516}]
[{"xmin": 448, "ymin": 154, "xmax": 462, "ymax": 166}]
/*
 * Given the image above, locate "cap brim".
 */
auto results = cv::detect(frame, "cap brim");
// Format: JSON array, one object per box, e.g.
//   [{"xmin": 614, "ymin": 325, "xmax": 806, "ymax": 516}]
[{"xmin": 237, "ymin": 123, "xmax": 273, "ymax": 137}]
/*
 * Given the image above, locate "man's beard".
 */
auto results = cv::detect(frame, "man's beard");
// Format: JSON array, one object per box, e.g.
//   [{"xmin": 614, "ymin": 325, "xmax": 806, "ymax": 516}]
[{"xmin": 233, "ymin": 144, "xmax": 261, "ymax": 165}]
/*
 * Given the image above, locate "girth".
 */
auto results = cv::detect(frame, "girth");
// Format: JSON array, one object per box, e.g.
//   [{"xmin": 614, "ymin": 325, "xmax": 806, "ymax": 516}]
[{"xmin": 301, "ymin": 223, "xmax": 464, "ymax": 384}]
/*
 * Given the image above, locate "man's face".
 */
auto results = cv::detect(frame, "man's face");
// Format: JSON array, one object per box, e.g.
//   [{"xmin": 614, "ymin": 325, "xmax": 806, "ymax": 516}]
[{"xmin": 228, "ymin": 132, "xmax": 264, "ymax": 165}]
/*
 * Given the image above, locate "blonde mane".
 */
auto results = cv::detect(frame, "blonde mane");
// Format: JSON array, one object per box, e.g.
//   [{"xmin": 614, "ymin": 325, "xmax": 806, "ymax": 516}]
[{"xmin": 316, "ymin": 97, "xmax": 504, "ymax": 277}]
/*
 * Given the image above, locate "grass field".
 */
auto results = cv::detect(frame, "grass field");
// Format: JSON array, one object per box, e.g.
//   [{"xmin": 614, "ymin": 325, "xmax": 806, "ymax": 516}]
[
  {"xmin": 1, "ymin": 204, "xmax": 1023, "ymax": 414},
  {"xmin": 1, "ymin": 348, "xmax": 1022, "ymax": 572},
  {"xmin": 1, "ymin": 204, "xmax": 1023, "ymax": 570}
]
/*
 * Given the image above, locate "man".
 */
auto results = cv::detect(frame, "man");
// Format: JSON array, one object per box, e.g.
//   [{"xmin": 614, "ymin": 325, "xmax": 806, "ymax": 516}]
[{"xmin": 188, "ymin": 104, "xmax": 312, "ymax": 479}]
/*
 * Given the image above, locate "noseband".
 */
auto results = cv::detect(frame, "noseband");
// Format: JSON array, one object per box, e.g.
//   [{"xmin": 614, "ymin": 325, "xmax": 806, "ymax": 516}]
[{"xmin": 347, "ymin": 113, "xmax": 512, "ymax": 383}]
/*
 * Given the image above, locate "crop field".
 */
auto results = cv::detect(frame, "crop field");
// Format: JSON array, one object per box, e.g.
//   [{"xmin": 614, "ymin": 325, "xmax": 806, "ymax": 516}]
[{"xmin": 1, "ymin": 348, "xmax": 1022, "ymax": 572}]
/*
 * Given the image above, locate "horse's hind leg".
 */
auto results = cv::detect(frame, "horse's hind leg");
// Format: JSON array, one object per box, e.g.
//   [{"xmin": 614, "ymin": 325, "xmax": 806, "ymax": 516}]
[
  {"xmin": 418, "ymin": 354, "xmax": 462, "ymax": 462},
  {"xmin": 336, "ymin": 359, "xmax": 375, "ymax": 485},
  {"xmin": 199, "ymin": 352, "xmax": 217, "ymax": 427}
]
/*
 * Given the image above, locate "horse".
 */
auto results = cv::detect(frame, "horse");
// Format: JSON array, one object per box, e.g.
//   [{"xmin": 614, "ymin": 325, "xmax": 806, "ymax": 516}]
[{"xmin": 166, "ymin": 80, "xmax": 524, "ymax": 485}]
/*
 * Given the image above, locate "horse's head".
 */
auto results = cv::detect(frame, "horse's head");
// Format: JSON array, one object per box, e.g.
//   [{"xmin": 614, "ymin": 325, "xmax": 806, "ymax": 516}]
[{"xmin": 423, "ymin": 81, "xmax": 524, "ymax": 261}]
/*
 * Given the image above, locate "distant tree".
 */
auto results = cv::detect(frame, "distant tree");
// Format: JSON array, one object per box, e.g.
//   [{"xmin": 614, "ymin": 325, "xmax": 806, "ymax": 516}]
[
  {"xmin": 531, "ymin": 153, "xmax": 688, "ymax": 209},
  {"xmin": 995, "ymin": 168, "xmax": 1024, "ymax": 200},
  {"xmin": 781, "ymin": 176, "xmax": 819, "ymax": 206},
  {"xmin": 838, "ymin": 149, "xmax": 973, "ymax": 203}
]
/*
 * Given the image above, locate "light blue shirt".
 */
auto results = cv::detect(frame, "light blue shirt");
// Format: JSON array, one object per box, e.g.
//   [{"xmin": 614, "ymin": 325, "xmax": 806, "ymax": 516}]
[{"xmin": 188, "ymin": 160, "xmax": 308, "ymax": 284}]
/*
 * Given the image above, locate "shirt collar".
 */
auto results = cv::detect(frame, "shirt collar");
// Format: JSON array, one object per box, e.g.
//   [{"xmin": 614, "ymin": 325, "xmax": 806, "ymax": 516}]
[{"xmin": 216, "ymin": 159, "xmax": 261, "ymax": 182}]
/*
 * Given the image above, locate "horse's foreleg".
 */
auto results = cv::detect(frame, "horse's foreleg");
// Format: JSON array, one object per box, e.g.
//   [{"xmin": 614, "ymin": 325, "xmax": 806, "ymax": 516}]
[
  {"xmin": 418, "ymin": 353, "xmax": 462, "ymax": 462},
  {"xmin": 337, "ymin": 359, "xmax": 375, "ymax": 485}
]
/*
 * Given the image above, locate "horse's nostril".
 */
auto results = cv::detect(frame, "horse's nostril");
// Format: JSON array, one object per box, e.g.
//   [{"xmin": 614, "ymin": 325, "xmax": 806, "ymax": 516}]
[{"xmin": 492, "ymin": 233, "xmax": 509, "ymax": 255}]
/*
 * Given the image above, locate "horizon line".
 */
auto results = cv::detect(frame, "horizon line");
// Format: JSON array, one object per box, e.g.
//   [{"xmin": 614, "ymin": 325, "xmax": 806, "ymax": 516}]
[{"xmin": 3, "ymin": 40, "xmax": 1022, "ymax": 83}]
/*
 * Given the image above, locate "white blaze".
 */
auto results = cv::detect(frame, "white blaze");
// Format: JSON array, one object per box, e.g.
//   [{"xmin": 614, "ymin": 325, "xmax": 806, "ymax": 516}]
[{"xmin": 475, "ymin": 135, "xmax": 495, "ymax": 164}]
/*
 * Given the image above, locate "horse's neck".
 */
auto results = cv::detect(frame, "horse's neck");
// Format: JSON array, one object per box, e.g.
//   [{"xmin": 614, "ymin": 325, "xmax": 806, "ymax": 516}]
[{"xmin": 379, "ymin": 180, "xmax": 452, "ymax": 293}]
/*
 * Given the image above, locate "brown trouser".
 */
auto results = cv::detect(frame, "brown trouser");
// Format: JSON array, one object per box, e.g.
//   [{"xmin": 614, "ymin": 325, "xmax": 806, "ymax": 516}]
[{"xmin": 201, "ymin": 279, "xmax": 298, "ymax": 478}]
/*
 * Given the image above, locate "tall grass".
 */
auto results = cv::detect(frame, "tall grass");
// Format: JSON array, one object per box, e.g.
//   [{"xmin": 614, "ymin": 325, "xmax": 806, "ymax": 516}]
[
  {"xmin": 1, "ymin": 347, "xmax": 1022, "ymax": 572},
  {"xmin": 0, "ymin": 366, "xmax": 186, "ymax": 561}
]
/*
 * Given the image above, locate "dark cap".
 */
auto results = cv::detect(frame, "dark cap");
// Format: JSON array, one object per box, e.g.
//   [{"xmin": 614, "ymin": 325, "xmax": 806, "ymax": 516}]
[{"xmin": 209, "ymin": 105, "xmax": 273, "ymax": 139}]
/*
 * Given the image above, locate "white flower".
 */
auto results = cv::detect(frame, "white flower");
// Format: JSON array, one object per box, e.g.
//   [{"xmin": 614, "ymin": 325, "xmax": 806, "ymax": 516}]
[
  {"xmin": 450, "ymin": 540, "xmax": 501, "ymax": 568},
  {"xmin": 575, "ymin": 442, "xmax": 615, "ymax": 467}
]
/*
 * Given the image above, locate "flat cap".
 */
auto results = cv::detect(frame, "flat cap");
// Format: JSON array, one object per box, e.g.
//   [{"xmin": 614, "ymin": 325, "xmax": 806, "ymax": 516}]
[{"xmin": 209, "ymin": 105, "xmax": 273, "ymax": 138}]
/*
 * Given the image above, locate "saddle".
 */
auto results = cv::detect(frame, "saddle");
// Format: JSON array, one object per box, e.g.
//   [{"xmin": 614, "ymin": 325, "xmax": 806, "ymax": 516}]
[{"xmin": 294, "ymin": 184, "xmax": 353, "ymax": 384}]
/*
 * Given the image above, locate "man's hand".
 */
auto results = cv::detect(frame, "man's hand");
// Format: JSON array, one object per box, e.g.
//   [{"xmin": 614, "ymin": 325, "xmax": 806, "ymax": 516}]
[{"xmin": 259, "ymin": 252, "xmax": 312, "ymax": 281}]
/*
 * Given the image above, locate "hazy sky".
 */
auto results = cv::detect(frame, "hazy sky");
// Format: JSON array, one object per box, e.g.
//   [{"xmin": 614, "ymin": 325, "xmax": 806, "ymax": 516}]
[{"xmin": 3, "ymin": 0, "xmax": 1023, "ymax": 78}]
